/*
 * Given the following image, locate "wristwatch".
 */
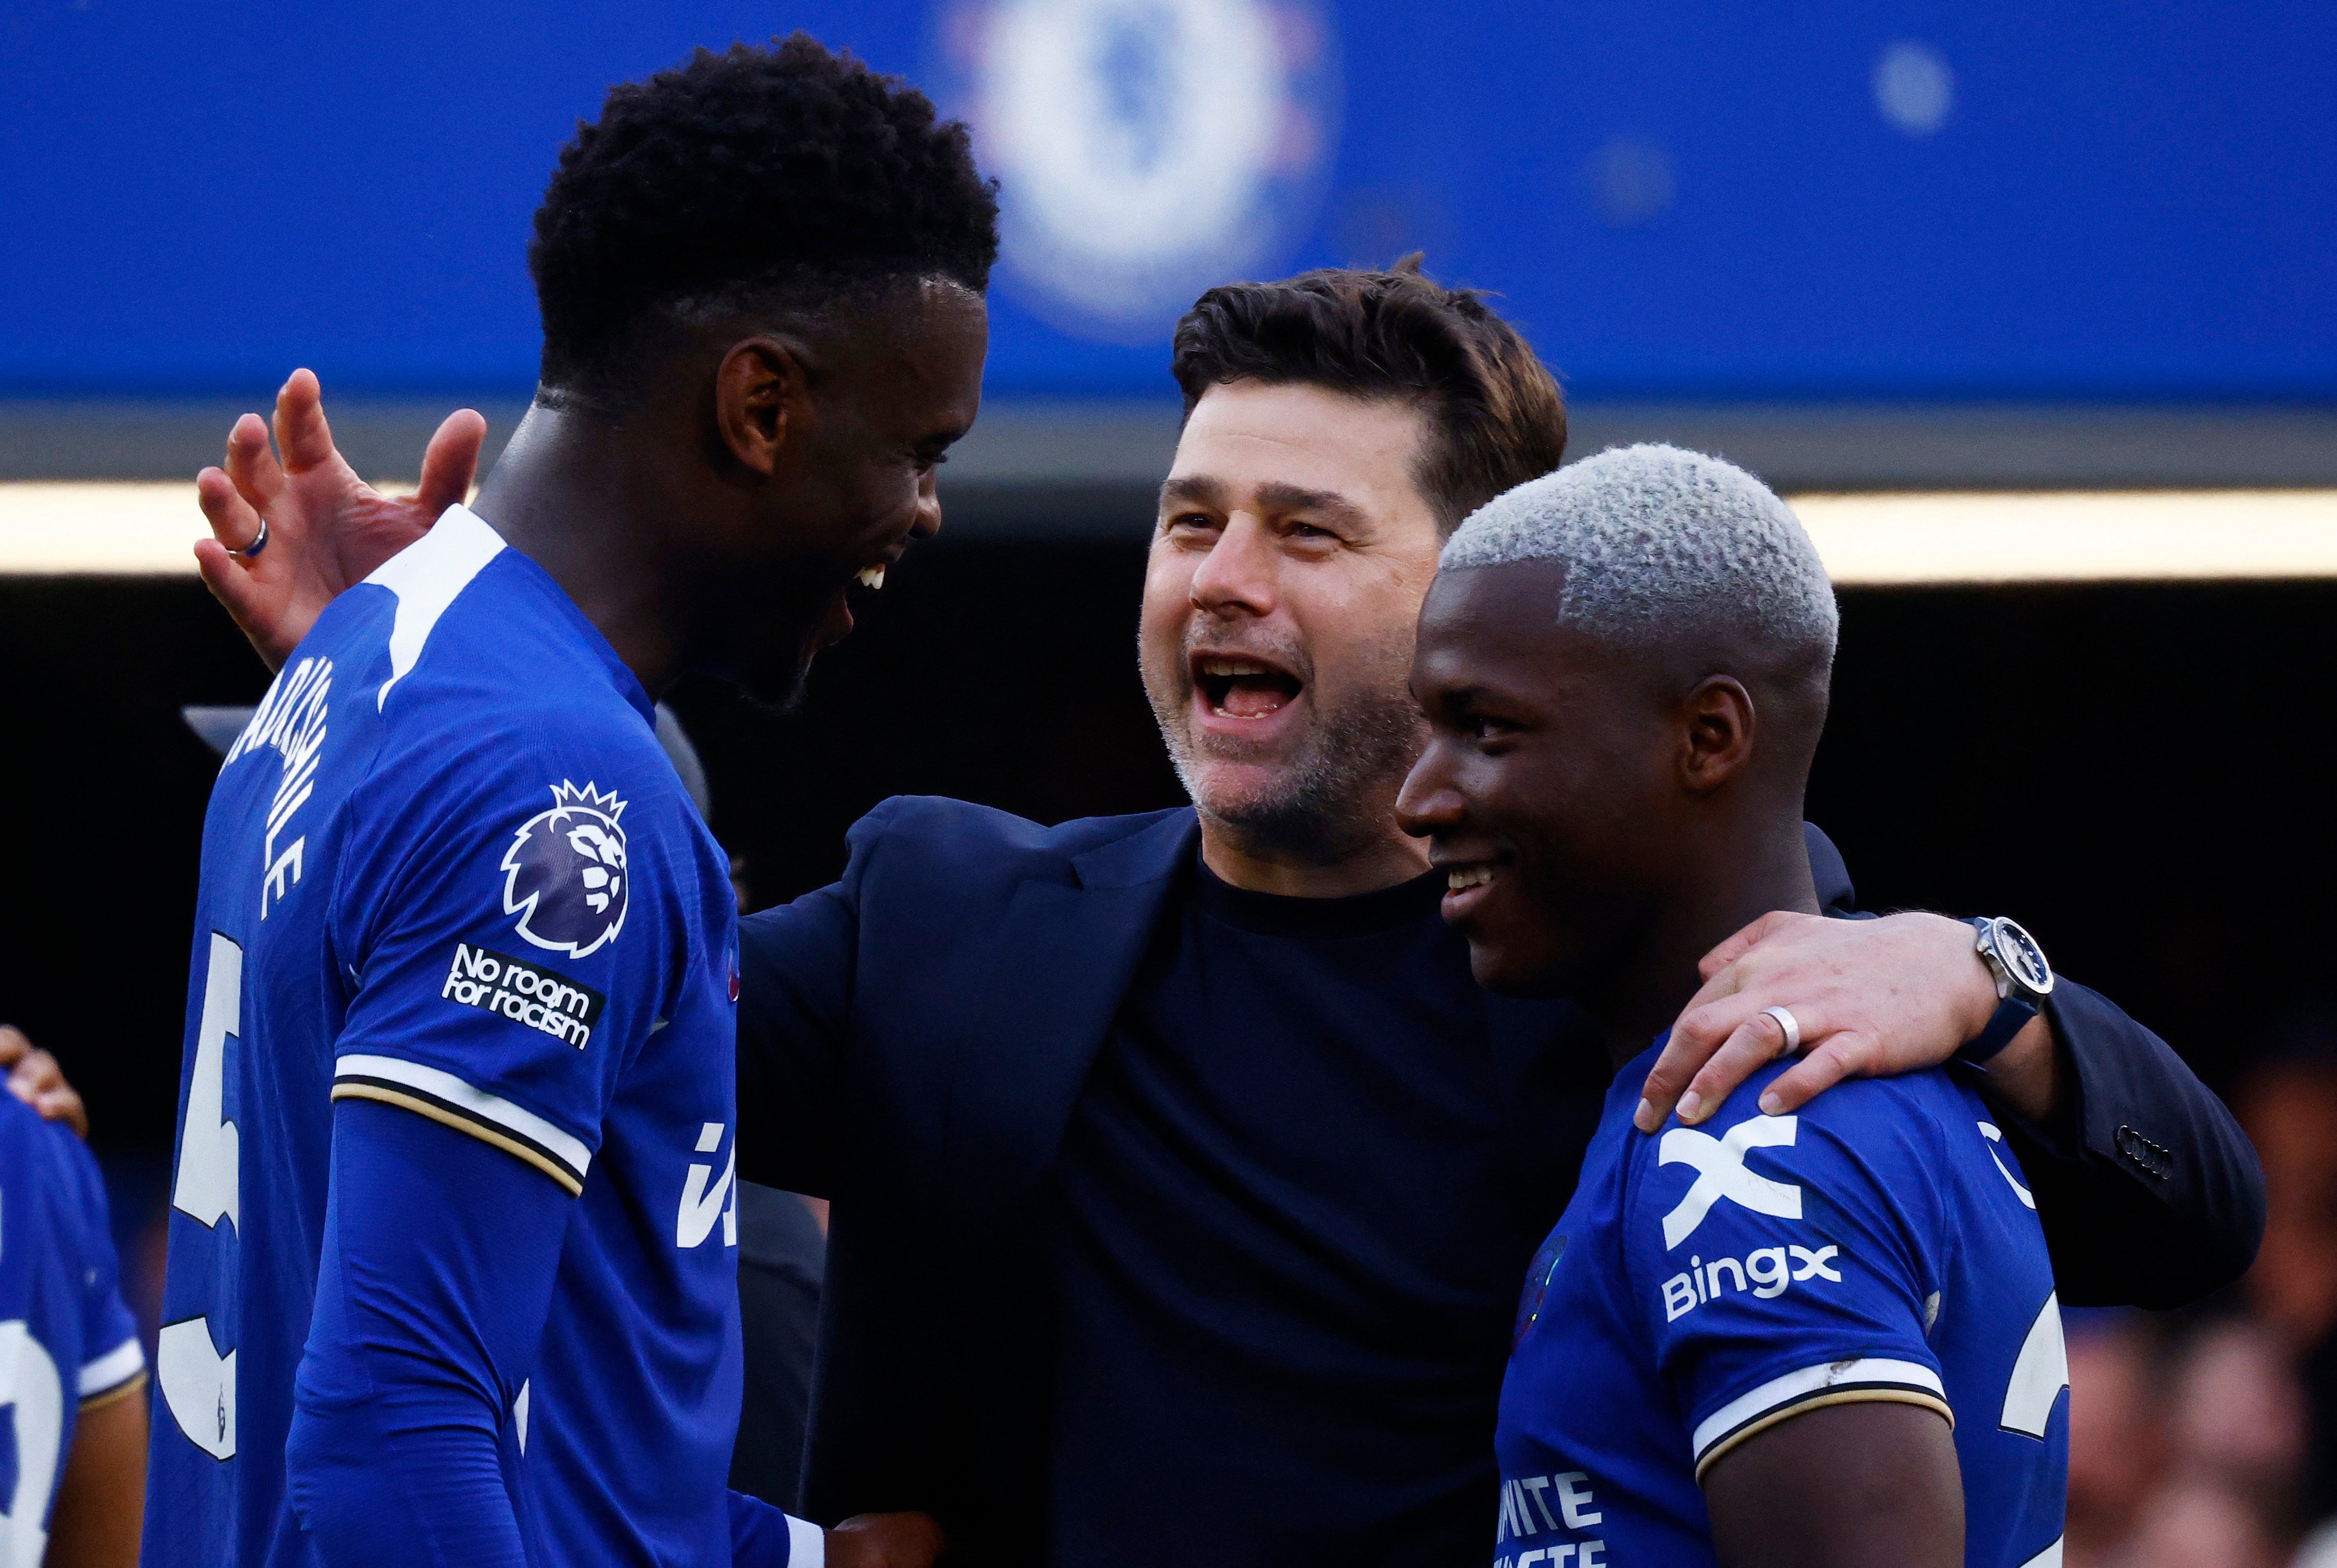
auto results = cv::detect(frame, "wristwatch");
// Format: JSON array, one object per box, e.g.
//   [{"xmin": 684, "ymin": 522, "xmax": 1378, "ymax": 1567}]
[{"xmin": 1960, "ymin": 916, "xmax": 2055, "ymax": 1064}]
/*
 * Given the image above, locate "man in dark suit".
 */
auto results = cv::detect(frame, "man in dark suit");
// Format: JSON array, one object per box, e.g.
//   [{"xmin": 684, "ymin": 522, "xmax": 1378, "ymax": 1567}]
[
  {"xmin": 175, "ymin": 263, "xmax": 2262, "ymax": 1567},
  {"xmin": 733, "ymin": 268, "xmax": 2263, "ymax": 1565}
]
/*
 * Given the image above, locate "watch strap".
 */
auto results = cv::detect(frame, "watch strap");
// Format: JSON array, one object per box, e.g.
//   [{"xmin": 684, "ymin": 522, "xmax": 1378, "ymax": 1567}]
[{"xmin": 1959, "ymin": 996, "xmax": 2039, "ymax": 1065}]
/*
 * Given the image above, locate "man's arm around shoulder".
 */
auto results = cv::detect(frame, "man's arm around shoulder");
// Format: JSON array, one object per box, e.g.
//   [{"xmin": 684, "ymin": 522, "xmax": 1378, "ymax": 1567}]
[
  {"xmin": 1642, "ymin": 906, "xmax": 2265, "ymax": 1308},
  {"xmin": 1994, "ymin": 977, "xmax": 2265, "ymax": 1307}
]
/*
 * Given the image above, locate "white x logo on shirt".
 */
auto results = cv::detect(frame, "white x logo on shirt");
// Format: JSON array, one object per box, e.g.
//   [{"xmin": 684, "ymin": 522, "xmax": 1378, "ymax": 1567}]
[{"xmin": 1658, "ymin": 1115, "xmax": 1803, "ymax": 1248}]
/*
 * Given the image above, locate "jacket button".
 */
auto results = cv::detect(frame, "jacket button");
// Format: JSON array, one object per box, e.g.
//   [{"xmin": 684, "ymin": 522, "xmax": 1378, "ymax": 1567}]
[{"xmin": 2115, "ymin": 1124, "xmax": 2173, "ymax": 1181}]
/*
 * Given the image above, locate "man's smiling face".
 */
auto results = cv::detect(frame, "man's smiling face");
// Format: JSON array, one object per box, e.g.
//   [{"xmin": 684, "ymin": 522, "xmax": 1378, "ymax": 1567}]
[
  {"xmin": 1397, "ymin": 561, "xmax": 1679, "ymax": 997},
  {"xmin": 1138, "ymin": 380, "xmax": 1445, "ymax": 859},
  {"xmin": 715, "ymin": 278, "xmax": 988, "ymax": 710}
]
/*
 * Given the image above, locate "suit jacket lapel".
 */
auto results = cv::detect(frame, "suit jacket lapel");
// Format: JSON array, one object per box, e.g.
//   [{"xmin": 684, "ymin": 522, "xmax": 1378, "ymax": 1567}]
[
  {"xmin": 942, "ymin": 810, "xmax": 1197, "ymax": 1547},
  {"xmin": 944, "ymin": 809, "xmax": 1199, "ymax": 1222}
]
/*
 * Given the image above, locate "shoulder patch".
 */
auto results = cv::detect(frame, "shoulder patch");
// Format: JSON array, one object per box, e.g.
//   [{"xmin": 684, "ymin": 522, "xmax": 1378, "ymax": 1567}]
[
  {"xmin": 442, "ymin": 942, "xmax": 605, "ymax": 1048},
  {"xmin": 502, "ymin": 781, "xmax": 629, "ymax": 957}
]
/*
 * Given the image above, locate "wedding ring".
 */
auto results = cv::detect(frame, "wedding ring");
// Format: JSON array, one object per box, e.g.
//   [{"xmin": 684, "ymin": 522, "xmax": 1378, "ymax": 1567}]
[
  {"xmin": 235, "ymin": 514, "xmax": 270, "ymax": 558},
  {"xmin": 1763, "ymin": 1004, "xmax": 1803, "ymax": 1057}
]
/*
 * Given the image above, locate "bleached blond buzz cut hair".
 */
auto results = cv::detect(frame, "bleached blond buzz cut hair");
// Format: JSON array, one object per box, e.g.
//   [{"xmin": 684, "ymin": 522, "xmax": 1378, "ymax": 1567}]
[{"xmin": 1438, "ymin": 442, "xmax": 1838, "ymax": 671}]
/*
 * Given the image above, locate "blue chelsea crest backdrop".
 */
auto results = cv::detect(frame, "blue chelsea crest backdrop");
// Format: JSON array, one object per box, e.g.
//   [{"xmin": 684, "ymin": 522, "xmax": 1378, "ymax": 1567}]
[{"xmin": 3, "ymin": 0, "xmax": 2331, "ymax": 401}]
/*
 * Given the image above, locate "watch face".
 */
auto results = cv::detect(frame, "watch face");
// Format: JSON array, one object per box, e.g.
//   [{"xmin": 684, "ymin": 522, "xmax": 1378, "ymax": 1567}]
[{"xmin": 1996, "ymin": 920, "xmax": 2053, "ymax": 994}]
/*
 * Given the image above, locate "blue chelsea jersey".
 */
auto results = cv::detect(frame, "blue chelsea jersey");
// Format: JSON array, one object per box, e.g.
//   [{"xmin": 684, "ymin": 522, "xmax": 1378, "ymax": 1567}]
[
  {"xmin": 146, "ymin": 507, "xmax": 744, "ymax": 1568},
  {"xmin": 1495, "ymin": 1043, "xmax": 2067, "ymax": 1568},
  {"xmin": 0, "ymin": 1093, "xmax": 146, "ymax": 1563}
]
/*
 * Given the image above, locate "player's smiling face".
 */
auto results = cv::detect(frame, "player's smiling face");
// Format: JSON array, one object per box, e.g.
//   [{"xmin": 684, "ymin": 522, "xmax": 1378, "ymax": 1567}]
[
  {"xmin": 1397, "ymin": 561, "xmax": 1680, "ymax": 997},
  {"xmin": 1139, "ymin": 381, "xmax": 1443, "ymax": 849},
  {"xmin": 716, "ymin": 277, "xmax": 988, "ymax": 707}
]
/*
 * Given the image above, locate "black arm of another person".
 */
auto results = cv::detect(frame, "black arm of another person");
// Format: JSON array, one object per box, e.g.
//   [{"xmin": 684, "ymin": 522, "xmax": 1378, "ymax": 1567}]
[{"xmin": 1988, "ymin": 978, "xmax": 2266, "ymax": 1309}]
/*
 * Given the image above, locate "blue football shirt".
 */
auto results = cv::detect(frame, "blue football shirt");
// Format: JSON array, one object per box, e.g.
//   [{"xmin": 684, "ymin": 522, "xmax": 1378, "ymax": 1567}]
[
  {"xmin": 146, "ymin": 506, "xmax": 743, "ymax": 1568},
  {"xmin": 1495, "ymin": 1043, "xmax": 2068, "ymax": 1568},
  {"xmin": 0, "ymin": 1092, "xmax": 145, "ymax": 1565}
]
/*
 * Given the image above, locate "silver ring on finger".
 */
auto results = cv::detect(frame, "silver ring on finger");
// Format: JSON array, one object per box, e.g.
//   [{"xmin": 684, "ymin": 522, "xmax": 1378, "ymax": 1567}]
[
  {"xmin": 235, "ymin": 514, "xmax": 270, "ymax": 558},
  {"xmin": 1763, "ymin": 1004, "xmax": 1803, "ymax": 1057}
]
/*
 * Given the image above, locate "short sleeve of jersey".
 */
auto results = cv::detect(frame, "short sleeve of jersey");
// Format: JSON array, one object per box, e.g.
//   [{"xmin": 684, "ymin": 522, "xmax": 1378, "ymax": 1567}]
[
  {"xmin": 1621, "ymin": 1070, "xmax": 1953, "ymax": 1477},
  {"xmin": 58, "ymin": 1128, "xmax": 144, "ymax": 1405},
  {"xmin": 327, "ymin": 717, "xmax": 697, "ymax": 1196}
]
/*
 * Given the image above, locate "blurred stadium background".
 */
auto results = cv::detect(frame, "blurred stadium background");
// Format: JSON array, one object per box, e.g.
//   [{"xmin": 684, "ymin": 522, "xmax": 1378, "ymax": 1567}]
[{"xmin": 3, "ymin": 2, "xmax": 2333, "ymax": 1561}]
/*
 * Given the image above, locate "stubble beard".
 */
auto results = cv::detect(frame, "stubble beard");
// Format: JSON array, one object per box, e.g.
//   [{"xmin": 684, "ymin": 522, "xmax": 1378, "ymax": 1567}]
[{"xmin": 1144, "ymin": 632, "xmax": 1428, "ymax": 869}]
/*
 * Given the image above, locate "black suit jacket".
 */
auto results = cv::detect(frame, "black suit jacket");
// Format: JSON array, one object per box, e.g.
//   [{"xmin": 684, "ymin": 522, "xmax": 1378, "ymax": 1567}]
[{"xmin": 737, "ymin": 797, "xmax": 2264, "ymax": 1562}]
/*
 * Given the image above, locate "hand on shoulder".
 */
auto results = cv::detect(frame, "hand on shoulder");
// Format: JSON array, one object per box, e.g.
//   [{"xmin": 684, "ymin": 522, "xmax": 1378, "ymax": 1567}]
[{"xmin": 1635, "ymin": 910, "xmax": 2002, "ymax": 1132}]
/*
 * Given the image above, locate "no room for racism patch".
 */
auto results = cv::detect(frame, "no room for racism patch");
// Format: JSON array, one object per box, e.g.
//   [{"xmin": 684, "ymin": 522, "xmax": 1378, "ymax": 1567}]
[{"xmin": 442, "ymin": 940, "xmax": 605, "ymax": 1049}]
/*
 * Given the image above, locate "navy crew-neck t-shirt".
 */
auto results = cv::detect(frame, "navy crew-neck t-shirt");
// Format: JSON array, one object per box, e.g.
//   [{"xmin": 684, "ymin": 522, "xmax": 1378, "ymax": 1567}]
[{"xmin": 1047, "ymin": 855, "xmax": 1597, "ymax": 1566}]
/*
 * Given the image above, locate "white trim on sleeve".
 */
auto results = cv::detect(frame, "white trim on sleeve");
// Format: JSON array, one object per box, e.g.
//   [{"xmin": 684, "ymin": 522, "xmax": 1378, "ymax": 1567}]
[
  {"xmin": 332, "ymin": 1053, "xmax": 592, "ymax": 1195},
  {"xmin": 1691, "ymin": 1356, "xmax": 1947, "ymax": 1464},
  {"xmin": 785, "ymin": 1514, "xmax": 824, "ymax": 1567},
  {"xmin": 79, "ymin": 1336, "xmax": 146, "ymax": 1398}
]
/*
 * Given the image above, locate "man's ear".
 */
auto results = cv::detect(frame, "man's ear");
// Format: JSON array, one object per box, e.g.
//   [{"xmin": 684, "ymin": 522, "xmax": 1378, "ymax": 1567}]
[
  {"xmin": 714, "ymin": 335, "xmax": 814, "ymax": 478},
  {"xmin": 1680, "ymin": 676, "xmax": 1756, "ymax": 793}
]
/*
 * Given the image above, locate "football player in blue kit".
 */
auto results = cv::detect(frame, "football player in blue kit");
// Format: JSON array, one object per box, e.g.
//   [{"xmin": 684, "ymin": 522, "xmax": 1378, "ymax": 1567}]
[
  {"xmin": 1398, "ymin": 445, "xmax": 2068, "ymax": 1568},
  {"xmin": 0, "ymin": 1086, "xmax": 148, "ymax": 1568},
  {"xmin": 151, "ymin": 37, "xmax": 992, "ymax": 1568}
]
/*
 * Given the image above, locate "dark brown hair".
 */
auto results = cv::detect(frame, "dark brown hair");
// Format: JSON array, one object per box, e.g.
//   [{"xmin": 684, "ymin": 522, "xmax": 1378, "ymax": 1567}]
[{"xmin": 1169, "ymin": 257, "xmax": 1567, "ymax": 534}]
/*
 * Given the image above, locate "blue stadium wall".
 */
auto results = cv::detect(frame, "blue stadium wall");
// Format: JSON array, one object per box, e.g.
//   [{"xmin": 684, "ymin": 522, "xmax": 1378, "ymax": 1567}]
[{"xmin": 3, "ymin": 0, "xmax": 2330, "ymax": 403}]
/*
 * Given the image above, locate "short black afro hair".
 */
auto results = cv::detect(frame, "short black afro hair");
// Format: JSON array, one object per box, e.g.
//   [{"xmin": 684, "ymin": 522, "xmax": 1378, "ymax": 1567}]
[{"xmin": 529, "ymin": 33, "xmax": 999, "ymax": 407}]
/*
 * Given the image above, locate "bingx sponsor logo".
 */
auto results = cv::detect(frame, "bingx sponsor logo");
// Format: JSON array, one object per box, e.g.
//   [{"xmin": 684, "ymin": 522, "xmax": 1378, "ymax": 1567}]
[{"xmin": 1658, "ymin": 1114, "xmax": 1803, "ymax": 1248}]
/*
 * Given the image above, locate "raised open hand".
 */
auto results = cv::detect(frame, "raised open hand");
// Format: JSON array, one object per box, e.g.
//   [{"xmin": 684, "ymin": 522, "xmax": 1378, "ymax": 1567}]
[{"xmin": 194, "ymin": 369, "xmax": 486, "ymax": 672}]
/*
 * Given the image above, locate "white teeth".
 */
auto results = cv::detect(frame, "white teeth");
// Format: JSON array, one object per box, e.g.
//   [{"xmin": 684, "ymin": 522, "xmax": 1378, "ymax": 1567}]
[
  {"xmin": 1446, "ymin": 866, "xmax": 1495, "ymax": 891},
  {"xmin": 1199, "ymin": 658, "xmax": 1271, "ymax": 677},
  {"xmin": 856, "ymin": 565, "xmax": 886, "ymax": 590}
]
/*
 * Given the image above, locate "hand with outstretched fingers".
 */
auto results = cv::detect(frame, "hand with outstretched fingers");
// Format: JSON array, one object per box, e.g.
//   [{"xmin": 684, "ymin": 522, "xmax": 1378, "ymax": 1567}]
[
  {"xmin": 194, "ymin": 369, "xmax": 485, "ymax": 673},
  {"xmin": 1634, "ymin": 909, "xmax": 2039, "ymax": 1132},
  {"xmin": 0, "ymin": 1025, "xmax": 89, "ymax": 1139}
]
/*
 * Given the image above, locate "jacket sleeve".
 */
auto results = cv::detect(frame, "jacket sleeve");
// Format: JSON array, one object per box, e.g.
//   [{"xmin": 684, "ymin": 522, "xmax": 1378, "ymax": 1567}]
[
  {"xmin": 735, "ymin": 800, "xmax": 903, "ymax": 1197},
  {"xmin": 1984, "ymin": 977, "xmax": 2265, "ymax": 1309},
  {"xmin": 1804, "ymin": 821, "xmax": 2264, "ymax": 1309}
]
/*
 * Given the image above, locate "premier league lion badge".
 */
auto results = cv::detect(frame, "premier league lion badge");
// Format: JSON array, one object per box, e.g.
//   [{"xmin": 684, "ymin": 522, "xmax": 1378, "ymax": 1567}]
[{"xmin": 502, "ymin": 780, "xmax": 630, "ymax": 958}]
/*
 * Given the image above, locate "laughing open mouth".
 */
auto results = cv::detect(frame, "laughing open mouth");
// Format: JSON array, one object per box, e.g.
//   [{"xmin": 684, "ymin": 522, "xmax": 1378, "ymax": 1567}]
[{"xmin": 1194, "ymin": 655, "xmax": 1303, "ymax": 720}]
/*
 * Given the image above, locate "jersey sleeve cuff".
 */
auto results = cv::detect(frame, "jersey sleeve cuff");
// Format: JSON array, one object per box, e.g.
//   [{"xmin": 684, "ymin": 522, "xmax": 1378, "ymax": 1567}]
[
  {"xmin": 79, "ymin": 1336, "xmax": 147, "ymax": 1405},
  {"xmin": 787, "ymin": 1514, "xmax": 824, "ymax": 1567},
  {"xmin": 332, "ymin": 1053, "xmax": 592, "ymax": 1195},
  {"xmin": 1690, "ymin": 1356, "xmax": 1952, "ymax": 1480}
]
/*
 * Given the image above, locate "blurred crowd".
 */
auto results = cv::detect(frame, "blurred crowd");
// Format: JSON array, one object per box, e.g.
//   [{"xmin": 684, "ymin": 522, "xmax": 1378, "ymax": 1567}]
[{"xmin": 2073, "ymin": 1020, "xmax": 2337, "ymax": 1568}]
